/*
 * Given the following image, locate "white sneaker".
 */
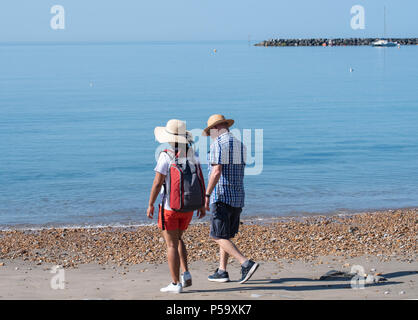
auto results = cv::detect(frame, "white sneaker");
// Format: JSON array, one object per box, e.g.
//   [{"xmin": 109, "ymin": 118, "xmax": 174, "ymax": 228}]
[
  {"xmin": 181, "ymin": 271, "xmax": 192, "ymax": 288},
  {"xmin": 160, "ymin": 282, "xmax": 183, "ymax": 293}
]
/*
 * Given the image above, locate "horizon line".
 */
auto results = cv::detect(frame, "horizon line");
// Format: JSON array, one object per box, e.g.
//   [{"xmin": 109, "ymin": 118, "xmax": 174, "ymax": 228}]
[{"xmin": 1, "ymin": 36, "xmax": 417, "ymax": 44}]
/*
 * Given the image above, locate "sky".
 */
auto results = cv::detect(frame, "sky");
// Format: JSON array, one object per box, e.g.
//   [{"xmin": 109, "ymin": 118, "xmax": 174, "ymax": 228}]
[{"xmin": 0, "ymin": 0, "xmax": 417, "ymax": 42}]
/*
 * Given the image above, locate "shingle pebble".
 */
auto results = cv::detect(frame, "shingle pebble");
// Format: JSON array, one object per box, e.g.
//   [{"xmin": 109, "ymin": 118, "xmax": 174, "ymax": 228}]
[{"xmin": 0, "ymin": 208, "xmax": 416, "ymax": 268}]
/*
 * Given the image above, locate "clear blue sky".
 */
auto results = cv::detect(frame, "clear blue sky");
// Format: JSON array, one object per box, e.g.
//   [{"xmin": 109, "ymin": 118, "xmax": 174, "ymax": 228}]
[{"xmin": 0, "ymin": 0, "xmax": 417, "ymax": 42}]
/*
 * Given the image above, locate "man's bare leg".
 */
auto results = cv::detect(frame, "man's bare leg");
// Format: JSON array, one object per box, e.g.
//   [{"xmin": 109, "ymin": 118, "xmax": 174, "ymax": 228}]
[
  {"xmin": 213, "ymin": 238, "xmax": 247, "ymax": 266},
  {"xmin": 219, "ymin": 247, "xmax": 229, "ymax": 271}
]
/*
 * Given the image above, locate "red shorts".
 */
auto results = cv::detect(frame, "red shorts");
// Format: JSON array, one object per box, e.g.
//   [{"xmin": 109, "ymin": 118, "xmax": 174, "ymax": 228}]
[{"xmin": 158, "ymin": 205, "xmax": 194, "ymax": 231}]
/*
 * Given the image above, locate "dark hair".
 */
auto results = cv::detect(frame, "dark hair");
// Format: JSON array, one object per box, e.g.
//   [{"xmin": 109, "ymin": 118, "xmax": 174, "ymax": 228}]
[{"xmin": 173, "ymin": 141, "xmax": 194, "ymax": 159}]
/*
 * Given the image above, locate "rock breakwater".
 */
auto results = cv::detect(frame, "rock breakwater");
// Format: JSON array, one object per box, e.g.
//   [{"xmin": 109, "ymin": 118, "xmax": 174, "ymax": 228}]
[{"xmin": 255, "ymin": 38, "xmax": 418, "ymax": 47}]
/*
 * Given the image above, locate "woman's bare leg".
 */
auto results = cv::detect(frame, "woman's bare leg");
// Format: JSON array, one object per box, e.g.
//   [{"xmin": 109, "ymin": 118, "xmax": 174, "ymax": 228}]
[
  {"xmin": 162, "ymin": 229, "xmax": 181, "ymax": 283},
  {"xmin": 178, "ymin": 230, "xmax": 188, "ymax": 273}
]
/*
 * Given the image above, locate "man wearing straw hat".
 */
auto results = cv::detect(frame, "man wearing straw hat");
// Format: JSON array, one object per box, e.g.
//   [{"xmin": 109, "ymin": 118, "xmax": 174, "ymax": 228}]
[
  {"xmin": 203, "ymin": 114, "xmax": 259, "ymax": 284},
  {"xmin": 147, "ymin": 119, "xmax": 206, "ymax": 293}
]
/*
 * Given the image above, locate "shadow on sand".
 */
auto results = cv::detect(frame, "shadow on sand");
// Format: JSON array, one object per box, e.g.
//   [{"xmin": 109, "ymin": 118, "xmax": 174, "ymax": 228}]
[{"xmin": 186, "ymin": 270, "xmax": 417, "ymax": 294}]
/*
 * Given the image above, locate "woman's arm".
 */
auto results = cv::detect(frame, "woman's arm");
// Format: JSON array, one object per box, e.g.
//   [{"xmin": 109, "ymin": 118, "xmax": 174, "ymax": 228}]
[{"xmin": 147, "ymin": 172, "xmax": 166, "ymax": 219}]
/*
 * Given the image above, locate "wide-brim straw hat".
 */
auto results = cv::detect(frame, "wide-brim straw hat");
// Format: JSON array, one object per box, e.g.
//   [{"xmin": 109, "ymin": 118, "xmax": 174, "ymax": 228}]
[
  {"xmin": 202, "ymin": 114, "xmax": 234, "ymax": 136},
  {"xmin": 154, "ymin": 119, "xmax": 193, "ymax": 144}
]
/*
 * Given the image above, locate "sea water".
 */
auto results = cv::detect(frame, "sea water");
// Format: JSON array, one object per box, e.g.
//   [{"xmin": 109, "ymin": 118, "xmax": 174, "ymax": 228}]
[{"xmin": 0, "ymin": 41, "xmax": 417, "ymax": 228}]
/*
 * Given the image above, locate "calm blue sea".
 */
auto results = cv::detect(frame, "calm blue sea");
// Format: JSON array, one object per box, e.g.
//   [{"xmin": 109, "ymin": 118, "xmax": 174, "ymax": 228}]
[{"xmin": 0, "ymin": 41, "xmax": 417, "ymax": 228}]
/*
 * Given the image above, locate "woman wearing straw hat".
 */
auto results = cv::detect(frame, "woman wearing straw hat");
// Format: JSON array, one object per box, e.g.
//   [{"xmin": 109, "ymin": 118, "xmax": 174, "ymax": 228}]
[{"xmin": 147, "ymin": 119, "xmax": 206, "ymax": 293}]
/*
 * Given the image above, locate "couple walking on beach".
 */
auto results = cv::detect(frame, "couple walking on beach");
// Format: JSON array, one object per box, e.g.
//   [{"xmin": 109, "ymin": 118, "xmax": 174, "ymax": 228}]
[{"xmin": 147, "ymin": 114, "xmax": 259, "ymax": 293}]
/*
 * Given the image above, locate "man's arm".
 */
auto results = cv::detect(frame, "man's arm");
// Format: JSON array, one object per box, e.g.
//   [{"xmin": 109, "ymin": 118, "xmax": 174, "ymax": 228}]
[
  {"xmin": 147, "ymin": 172, "xmax": 166, "ymax": 219},
  {"xmin": 205, "ymin": 164, "xmax": 222, "ymax": 210}
]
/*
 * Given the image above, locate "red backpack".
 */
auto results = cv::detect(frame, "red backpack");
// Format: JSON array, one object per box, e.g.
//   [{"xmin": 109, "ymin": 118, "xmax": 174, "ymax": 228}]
[{"xmin": 161, "ymin": 149, "xmax": 206, "ymax": 213}]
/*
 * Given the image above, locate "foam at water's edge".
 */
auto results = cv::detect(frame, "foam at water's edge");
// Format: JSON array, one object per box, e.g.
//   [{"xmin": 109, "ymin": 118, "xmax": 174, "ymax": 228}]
[
  {"xmin": 1, "ymin": 206, "xmax": 416, "ymax": 232},
  {"xmin": 0, "ymin": 222, "xmax": 155, "ymax": 232}
]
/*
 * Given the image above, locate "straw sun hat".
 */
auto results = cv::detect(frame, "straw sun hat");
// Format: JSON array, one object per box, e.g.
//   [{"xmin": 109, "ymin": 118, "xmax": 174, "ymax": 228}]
[
  {"xmin": 202, "ymin": 114, "xmax": 234, "ymax": 136},
  {"xmin": 154, "ymin": 119, "xmax": 193, "ymax": 144}
]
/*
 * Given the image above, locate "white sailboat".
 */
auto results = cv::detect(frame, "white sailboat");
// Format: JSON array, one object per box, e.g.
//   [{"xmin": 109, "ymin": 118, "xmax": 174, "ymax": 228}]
[
  {"xmin": 372, "ymin": 39, "xmax": 397, "ymax": 47},
  {"xmin": 372, "ymin": 6, "xmax": 397, "ymax": 47}
]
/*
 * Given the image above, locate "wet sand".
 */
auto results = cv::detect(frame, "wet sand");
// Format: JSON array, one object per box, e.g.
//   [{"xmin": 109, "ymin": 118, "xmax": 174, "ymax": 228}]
[{"xmin": 0, "ymin": 208, "xmax": 417, "ymax": 299}]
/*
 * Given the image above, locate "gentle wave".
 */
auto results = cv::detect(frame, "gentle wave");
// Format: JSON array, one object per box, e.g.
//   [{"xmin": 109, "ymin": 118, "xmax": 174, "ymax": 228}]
[
  {"xmin": 0, "ymin": 222, "xmax": 155, "ymax": 232},
  {"xmin": 4, "ymin": 206, "xmax": 416, "ymax": 232}
]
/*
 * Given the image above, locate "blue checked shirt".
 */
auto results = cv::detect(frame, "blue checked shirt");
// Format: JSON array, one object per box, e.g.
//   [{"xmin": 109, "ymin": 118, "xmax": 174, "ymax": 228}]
[{"xmin": 207, "ymin": 131, "xmax": 246, "ymax": 208}]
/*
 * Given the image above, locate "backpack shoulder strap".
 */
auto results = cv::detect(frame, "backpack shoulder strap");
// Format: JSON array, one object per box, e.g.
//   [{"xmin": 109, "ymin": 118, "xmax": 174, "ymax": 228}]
[
  {"xmin": 159, "ymin": 150, "xmax": 173, "ymax": 198},
  {"xmin": 161, "ymin": 149, "xmax": 176, "ymax": 162}
]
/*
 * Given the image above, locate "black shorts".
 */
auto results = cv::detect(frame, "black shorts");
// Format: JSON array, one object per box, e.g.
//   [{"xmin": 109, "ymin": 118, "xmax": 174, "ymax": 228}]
[{"xmin": 210, "ymin": 202, "xmax": 242, "ymax": 239}]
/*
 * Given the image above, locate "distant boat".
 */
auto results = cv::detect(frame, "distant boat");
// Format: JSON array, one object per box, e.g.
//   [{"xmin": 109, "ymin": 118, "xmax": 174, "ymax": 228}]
[
  {"xmin": 372, "ymin": 39, "xmax": 397, "ymax": 47},
  {"xmin": 372, "ymin": 6, "xmax": 397, "ymax": 47}
]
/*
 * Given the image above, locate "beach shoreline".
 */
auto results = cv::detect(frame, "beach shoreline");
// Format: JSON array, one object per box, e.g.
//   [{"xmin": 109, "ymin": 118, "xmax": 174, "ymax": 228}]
[
  {"xmin": 1, "ymin": 205, "xmax": 417, "ymax": 231},
  {"xmin": 0, "ymin": 207, "xmax": 416, "ymax": 299},
  {"xmin": 0, "ymin": 208, "xmax": 416, "ymax": 267}
]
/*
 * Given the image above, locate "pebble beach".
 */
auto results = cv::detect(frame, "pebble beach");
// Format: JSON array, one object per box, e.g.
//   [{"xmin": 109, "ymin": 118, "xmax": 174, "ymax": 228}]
[
  {"xmin": 1, "ymin": 208, "xmax": 416, "ymax": 268},
  {"xmin": 0, "ymin": 208, "xmax": 417, "ymax": 300}
]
